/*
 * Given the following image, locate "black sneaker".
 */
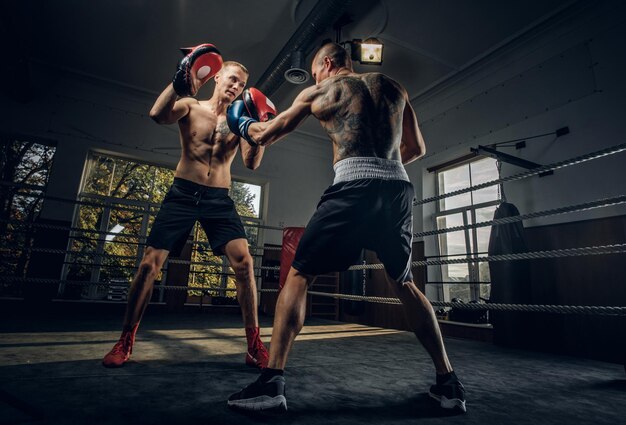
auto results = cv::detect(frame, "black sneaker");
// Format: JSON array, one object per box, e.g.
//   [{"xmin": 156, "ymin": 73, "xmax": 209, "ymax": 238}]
[
  {"xmin": 429, "ymin": 375, "xmax": 466, "ymax": 413},
  {"xmin": 227, "ymin": 375, "xmax": 287, "ymax": 412}
]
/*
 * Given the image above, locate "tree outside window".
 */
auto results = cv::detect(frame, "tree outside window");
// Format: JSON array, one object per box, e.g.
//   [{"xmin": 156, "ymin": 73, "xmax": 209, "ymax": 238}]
[
  {"xmin": 0, "ymin": 136, "xmax": 56, "ymax": 296},
  {"xmin": 63, "ymin": 153, "xmax": 264, "ymax": 303}
]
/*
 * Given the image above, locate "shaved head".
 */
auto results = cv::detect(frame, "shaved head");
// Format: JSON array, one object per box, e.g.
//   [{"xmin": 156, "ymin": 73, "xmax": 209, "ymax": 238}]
[{"xmin": 313, "ymin": 42, "xmax": 352, "ymax": 69}]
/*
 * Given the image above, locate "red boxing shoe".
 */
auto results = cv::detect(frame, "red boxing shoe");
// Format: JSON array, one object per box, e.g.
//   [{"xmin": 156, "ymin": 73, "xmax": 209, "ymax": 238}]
[{"xmin": 102, "ymin": 326, "xmax": 137, "ymax": 368}]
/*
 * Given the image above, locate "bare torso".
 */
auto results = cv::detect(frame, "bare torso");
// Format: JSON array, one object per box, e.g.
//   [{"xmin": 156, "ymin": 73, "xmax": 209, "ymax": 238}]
[
  {"xmin": 310, "ymin": 72, "xmax": 406, "ymax": 164},
  {"xmin": 175, "ymin": 100, "xmax": 240, "ymax": 188}
]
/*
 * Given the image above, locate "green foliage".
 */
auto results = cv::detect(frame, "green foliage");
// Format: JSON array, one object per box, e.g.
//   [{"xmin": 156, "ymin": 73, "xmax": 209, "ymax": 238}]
[
  {"xmin": 3, "ymin": 146, "xmax": 264, "ymax": 301},
  {"xmin": 69, "ymin": 154, "xmax": 262, "ymax": 301},
  {"xmin": 230, "ymin": 181, "xmax": 258, "ymax": 218},
  {"xmin": 0, "ymin": 137, "xmax": 56, "ymax": 286}
]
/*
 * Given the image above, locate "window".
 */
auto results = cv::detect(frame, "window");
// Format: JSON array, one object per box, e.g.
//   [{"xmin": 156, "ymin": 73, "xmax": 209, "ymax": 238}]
[
  {"xmin": 434, "ymin": 157, "xmax": 500, "ymax": 303},
  {"xmin": 62, "ymin": 154, "xmax": 174, "ymax": 299},
  {"xmin": 62, "ymin": 153, "xmax": 264, "ymax": 303},
  {"xmin": 0, "ymin": 135, "xmax": 56, "ymax": 295}
]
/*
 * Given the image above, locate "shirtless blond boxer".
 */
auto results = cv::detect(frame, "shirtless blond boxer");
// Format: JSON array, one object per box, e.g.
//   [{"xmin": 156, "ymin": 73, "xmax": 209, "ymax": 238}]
[{"xmin": 103, "ymin": 44, "xmax": 273, "ymax": 370}]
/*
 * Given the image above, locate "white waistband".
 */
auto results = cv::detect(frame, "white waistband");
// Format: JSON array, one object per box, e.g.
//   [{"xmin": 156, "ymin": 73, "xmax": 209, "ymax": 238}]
[{"xmin": 333, "ymin": 157, "xmax": 409, "ymax": 185}]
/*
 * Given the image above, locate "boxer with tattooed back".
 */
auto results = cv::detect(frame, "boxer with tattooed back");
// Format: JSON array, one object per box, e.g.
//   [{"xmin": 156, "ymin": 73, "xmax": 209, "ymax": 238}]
[{"xmin": 227, "ymin": 42, "xmax": 466, "ymax": 414}]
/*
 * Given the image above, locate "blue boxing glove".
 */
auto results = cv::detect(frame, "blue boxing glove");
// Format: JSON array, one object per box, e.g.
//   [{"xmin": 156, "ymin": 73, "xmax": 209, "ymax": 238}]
[
  {"xmin": 227, "ymin": 88, "xmax": 277, "ymax": 146},
  {"xmin": 227, "ymin": 100, "xmax": 258, "ymax": 146}
]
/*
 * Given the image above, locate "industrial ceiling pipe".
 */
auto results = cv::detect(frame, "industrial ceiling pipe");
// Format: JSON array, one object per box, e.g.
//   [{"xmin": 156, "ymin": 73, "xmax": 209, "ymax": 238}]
[{"xmin": 255, "ymin": 0, "xmax": 351, "ymax": 96}]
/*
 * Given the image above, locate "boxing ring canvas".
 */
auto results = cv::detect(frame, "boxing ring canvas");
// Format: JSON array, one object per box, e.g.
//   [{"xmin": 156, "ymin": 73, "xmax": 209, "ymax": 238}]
[{"xmin": 1, "ymin": 305, "xmax": 624, "ymax": 425}]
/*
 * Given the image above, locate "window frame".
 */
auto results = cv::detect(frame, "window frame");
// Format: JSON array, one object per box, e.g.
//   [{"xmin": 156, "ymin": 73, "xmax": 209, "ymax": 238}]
[
  {"xmin": 0, "ymin": 134, "xmax": 57, "ymax": 295},
  {"xmin": 60, "ymin": 151, "xmax": 266, "ymax": 302},
  {"xmin": 433, "ymin": 156, "xmax": 500, "ymax": 303}
]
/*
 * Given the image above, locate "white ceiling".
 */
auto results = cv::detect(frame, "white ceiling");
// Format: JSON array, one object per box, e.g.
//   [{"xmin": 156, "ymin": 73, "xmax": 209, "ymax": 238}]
[{"xmin": 3, "ymin": 0, "xmax": 574, "ymax": 139}]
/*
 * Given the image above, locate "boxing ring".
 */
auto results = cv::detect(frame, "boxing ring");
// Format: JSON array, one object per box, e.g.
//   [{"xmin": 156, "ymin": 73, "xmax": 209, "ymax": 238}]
[
  {"xmin": 3, "ymin": 141, "xmax": 625, "ymax": 315},
  {"xmin": 1, "ymin": 142, "xmax": 626, "ymax": 424}
]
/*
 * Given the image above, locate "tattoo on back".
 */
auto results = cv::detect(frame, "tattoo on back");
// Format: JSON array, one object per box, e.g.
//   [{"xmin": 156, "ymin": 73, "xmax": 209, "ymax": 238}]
[{"xmin": 315, "ymin": 74, "xmax": 406, "ymax": 161}]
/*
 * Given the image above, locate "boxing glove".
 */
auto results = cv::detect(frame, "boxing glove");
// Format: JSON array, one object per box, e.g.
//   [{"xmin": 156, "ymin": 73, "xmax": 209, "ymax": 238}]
[
  {"xmin": 227, "ymin": 88, "xmax": 277, "ymax": 146},
  {"xmin": 172, "ymin": 43, "xmax": 223, "ymax": 97}
]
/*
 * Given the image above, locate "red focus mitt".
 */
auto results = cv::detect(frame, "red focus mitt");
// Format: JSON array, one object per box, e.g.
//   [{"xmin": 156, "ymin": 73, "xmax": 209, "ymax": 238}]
[
  {"xmin": 243, "ymin": 88, "xmax": 277, "ymax": 122},
  {"xmin": 172, "ymin": 43, "xmax": 223, "ymax": 97}
]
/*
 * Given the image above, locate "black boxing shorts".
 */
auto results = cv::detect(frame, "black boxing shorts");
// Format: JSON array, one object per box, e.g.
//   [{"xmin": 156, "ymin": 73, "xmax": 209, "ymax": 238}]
[
  {"xmin": 146, "ymin": 178, "xmax": 247, "ymax": 256},
  {"xmin": 292, "ymin": 157, "xmax": 415, "ymax": 284}
]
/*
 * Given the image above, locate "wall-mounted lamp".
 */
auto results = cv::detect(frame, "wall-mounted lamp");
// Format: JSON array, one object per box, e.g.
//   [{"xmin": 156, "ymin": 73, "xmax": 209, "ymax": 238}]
[
  {"xmin": 350, "ymin": 37, "xmax": 384, "ymax": 65},
  {"xmin": 333, "ymin": 15, "xmax": 384, "ymax": 66}
]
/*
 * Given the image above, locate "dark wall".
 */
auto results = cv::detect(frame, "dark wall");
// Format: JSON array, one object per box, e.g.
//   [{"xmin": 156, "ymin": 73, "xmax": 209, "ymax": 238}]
[
  {"xmin": 24, "ymin": 218, "xmax": 71, "ymax": 302},
  {"xmin": 523, "ymin": 215, "xmax": 626, "ymax": 364}
]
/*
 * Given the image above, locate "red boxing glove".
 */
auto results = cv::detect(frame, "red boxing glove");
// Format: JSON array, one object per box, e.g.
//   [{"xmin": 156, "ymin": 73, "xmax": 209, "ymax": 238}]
[
  {"xmin": 243, "ymin": 88, "xmax": 277, "ymax": 122},
  {"xmin": 173, "ymin": 43, "xmax": 223, "ymax": 97}
]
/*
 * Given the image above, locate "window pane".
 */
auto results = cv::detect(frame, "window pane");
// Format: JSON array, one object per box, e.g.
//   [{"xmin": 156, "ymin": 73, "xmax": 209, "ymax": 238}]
[
  {"xmin": 243, "ymin": 221, "xmax": 259, "ymax": 247},
  {"xmin": 470, "ymin": 158, "xmax": 499, "ymax": 204},
  {"xmin": 474, "ymin": 206, "xmax": 497, "ymax": 301},
  {"xmin": 102, "ymin": 206, "xmax": 145, "ymax": 280},
  {"xmin": 84, "ymin": 155, "xmax": 114, "ymax": 195},
  {"xmin": 436, "ymin": 214, "xmax": 468, "ymax": 256},
  {"xmin": 14, "ymin": 143, "xmax": 56, "ymax": 186},
  {"xmin": 188, "ymin": 223, "xmax": 224, "ymax": 299},
  {"xmin": 10, "ymin": 193, "xmax": 43, "ymax": 221},
  {"xmin": 478, "ymin": 261, "xmax": 491, "ymax": 300},
  {"xmin": 0, "ymin": 138, "xmax": 56, "ymax": 290},
  {"xmin": 73, "ymin": 153, "xmax": 265, "ymax": 304},
  {"xmin": 66, "ymin": 205, "xmax": 103, "ymax": 281},
  {"xmin": 231, "ymin": 181, "xmax": 261, "ymax": 218},
  {"xmin": 448, "ymin": 282, "xmax": 471, "ymax": 303},
  {"xmin": 438, "ymin": 165, "xmax": 471, "ymax": 210},
  {"xmin": 153, "ymin": 168, "xmax": 175, "ymax": 203},
  {"xmin": 110, "ymin": 159, "xmax": 153, "ymax": 201},
  {"xmin": 436, "ymin": 214, "xmax": 470, "ymax": 299},
  {"xmin": 474, "ymin": 205, "xmax": 497, "ymax": 253},
  {"xmin": 469, "ymin": 157, "xmax": 498, "ymax": 185}
]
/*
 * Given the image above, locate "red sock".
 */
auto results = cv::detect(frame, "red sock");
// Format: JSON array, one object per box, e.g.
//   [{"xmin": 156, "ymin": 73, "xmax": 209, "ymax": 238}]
[
  {"xmin": 122, "ymin": 323, "xmax": 139, "ymax": 339},
  {"xmin": 245, "ymin": 327, "xmax": 260, "ymax": 349}
]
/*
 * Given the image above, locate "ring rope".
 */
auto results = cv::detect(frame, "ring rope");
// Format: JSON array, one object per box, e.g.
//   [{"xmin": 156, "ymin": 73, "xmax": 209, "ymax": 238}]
[
  {"xmin": 2, "ymin": 182, "xmax": 287, "ymax": 234},
  {"xmin": 0, "ymin": 216, "xmax": 281, "ymax": 235},
  {"xmin": 411, "ymin": 243, "xmax": 626, "ymax": 266},
  {"xmin": 10, "ymin": 243, "xmax": 626, "ymax": 271},
  {"xmin": 2, "ymin": 232, "xmax": 278, "ymax": 255},
  {"xmin": 335, "ymin": 243, "xmax": 626, "ymax": 271},
  {"xmin": 414, "ymin": 142, "xmax": 626, "ymax": 206},
  {"xmin": 5, "ymin": 247, "xmax": 271, "ymax": 271},
  {"xmin": 3, "ymin": 194, "xmax": 623, "ymax": 249},
  {"xmin": 2, "ymin": 278, "xmax": 622, "ymax": 316},
  {"xmin": 305, "ymin": 290, "xmax": 626, "ymax": 316},
  {"xmin": 0, "ymin": 278, "xmax": 255, "ymax": 291},
  {"xmin": 414, "ymin": 195, "xmax": 626, "ymax": 238}
]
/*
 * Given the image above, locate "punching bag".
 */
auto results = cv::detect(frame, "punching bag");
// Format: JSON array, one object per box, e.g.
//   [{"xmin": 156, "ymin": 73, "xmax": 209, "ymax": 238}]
[
  {"xmin": 279, "ymin": 227, "xmax": 305, "ymax": 292},
  {"xmin": 488, "ymin": 202, "xmax": 531, "ymax": 347}
]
